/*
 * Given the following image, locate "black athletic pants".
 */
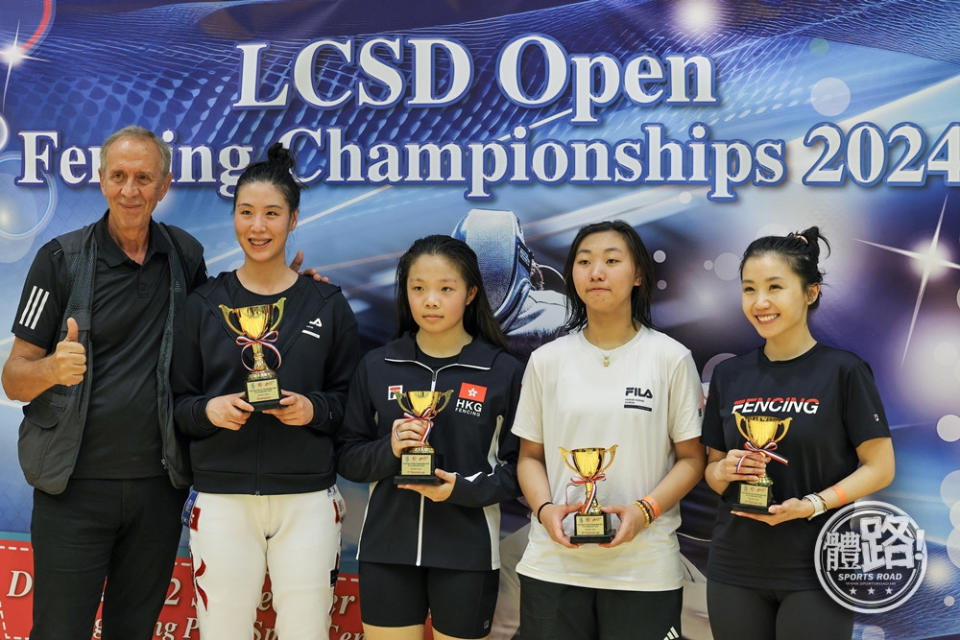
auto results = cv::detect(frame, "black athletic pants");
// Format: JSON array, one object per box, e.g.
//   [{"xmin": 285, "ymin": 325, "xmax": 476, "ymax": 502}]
[{"xmin": 707, "ymin": 580, "xmax": 854, "ymax": 640}]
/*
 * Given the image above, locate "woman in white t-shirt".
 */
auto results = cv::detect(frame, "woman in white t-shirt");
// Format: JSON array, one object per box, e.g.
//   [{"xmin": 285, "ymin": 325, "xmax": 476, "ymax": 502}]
[{"xmin": 512, "ymin": 220, "xmax": 706, "ymax": 640}]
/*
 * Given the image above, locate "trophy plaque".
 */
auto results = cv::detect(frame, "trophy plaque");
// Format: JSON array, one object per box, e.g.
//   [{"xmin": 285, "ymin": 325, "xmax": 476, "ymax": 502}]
[
  {"xmin": 559, "ymin": 445, "xmax": 618, "ymax": 543},
  {"xmin": 732, "ymin": 411, "xmax": 791, "ymax": 513},
  {"xmin": 219, "ymin": 298, "xmax": 286, "ymax": 411},
  {"xmin": 393, "ymin": 390, "xmax": 453, "ymax": 485}
]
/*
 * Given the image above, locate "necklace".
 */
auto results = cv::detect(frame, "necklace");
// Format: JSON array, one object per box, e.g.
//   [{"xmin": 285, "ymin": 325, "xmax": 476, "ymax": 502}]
[{"xmin": 583, "ymin": 327, "xmax": 638, "ymax": 368}]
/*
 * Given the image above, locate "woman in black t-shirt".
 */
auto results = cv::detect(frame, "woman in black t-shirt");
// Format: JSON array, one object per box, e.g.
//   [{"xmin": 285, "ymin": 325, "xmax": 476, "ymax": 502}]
[{"xmin": 701, "ymin": 227, "xmax": 895, "ymax": 640}]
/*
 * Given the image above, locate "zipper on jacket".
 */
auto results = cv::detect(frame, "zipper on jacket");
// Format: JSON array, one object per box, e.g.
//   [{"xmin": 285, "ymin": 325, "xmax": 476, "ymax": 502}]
[
  {"xmin": 384, "ymin": 358, "xmax": 491, "ymax": 391},
  {"xmin": 255, "ymin": 420, "xmax": 263, "ymax": 495},
  {"xmin": 383, "ymin": 356, "xmax": 491, "ymax": 566}
]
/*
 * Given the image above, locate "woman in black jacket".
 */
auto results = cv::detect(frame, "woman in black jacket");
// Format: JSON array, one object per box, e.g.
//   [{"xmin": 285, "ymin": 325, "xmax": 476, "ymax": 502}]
[
  {"xmin": 338, "ymin": 235, "xmax": 523, "ymax": 640},
  {"xmin": 171, "ymin": 144, "xmax": 358, "ymax": 640}
]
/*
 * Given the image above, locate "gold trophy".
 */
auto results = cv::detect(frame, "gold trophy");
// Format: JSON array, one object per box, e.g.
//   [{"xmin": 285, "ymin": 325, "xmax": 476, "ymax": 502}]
[
  {"xmin": 393, "ymin": 390, "xmax": 453, "ymax": 485},
  {"xmin": 219, "ymin": 298, "xmax": 286, "ymax": 411},
  {"xmin": 559, "ymin": 445, "xmax": 618, "ymax": 543},
  {"xmin": 732, "ymin": 412, "xmax": 791, "ymax": 512}
]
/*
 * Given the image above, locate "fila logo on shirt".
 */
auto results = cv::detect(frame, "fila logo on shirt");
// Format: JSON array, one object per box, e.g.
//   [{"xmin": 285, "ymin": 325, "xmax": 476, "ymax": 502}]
[
  {"xmin": 387, "ymin": 385, "xmax": 403, "ymax": 401},
  {"xmin": 732, "ymin": 396, "xmax": 820, "ymax": 415},
  {"xmin": 455, "ymin": 382, "xmax": 487, "ymax": 417},
  {"xmin": 19, "ymin": 286, "xmax": 50, "ymax": 331},
  {"xmin": 623, "ymin": 386, "xmax": 654, "ymax": 411},
  {"xmin": 301, "ymin": 316, "xmax": 324, "ymax": 339}
]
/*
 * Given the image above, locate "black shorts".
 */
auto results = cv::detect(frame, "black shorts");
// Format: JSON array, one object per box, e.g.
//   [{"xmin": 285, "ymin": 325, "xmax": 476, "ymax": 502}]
[
  {"xmin": 358, "ymin": 561, "xmax": 499, "ymax": 639},
  {"xmin": 519, "ymin": 574, "xmax": 682, "ymax": 640}
]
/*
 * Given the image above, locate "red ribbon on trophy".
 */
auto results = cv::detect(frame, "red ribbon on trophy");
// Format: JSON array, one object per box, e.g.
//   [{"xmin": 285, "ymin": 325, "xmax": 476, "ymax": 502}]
[
  {"xmin": 735, "ymin": 440, "xmax": 789, "ymax": 473},
  {"xmin": 235, "ymin": 330, "xmax": 282, "ymax": 371},
  {"xmin": 395, "ymin": 405, "xmax": 441, "ymax": 443},
  {"xmin": 569, "ymin": 471, "xmax": 607, "ymax": 514}
]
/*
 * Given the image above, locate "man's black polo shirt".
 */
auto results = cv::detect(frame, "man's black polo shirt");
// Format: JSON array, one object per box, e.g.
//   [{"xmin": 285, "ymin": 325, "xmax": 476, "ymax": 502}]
[{"xmin": 12, "ymin": 212, "xmax": 206, "ymax": 479}]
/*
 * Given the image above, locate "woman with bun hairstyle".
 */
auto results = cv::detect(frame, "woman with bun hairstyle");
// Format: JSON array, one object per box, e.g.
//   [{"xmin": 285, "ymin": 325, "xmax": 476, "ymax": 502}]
[
  {"xmin": 702, "ymin": 227, "xmax": 895, "ymax": 640},
  {"xmin": 512, "ymin": 220, "xmax": 706, "ymax": 640},
  {"xmin": 171, "ymin": 144, "xmax": 359, "ymax": 639},
  {"xmin": 337, "ymin": 235, "xmax": 523, "ymax": 640}
]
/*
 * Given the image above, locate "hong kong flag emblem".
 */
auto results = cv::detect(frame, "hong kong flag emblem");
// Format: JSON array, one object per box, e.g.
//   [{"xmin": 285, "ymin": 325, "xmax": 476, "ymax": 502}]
[{"xmin": 459, "ymin": 382, "xmax": 487, "ymax": 402}]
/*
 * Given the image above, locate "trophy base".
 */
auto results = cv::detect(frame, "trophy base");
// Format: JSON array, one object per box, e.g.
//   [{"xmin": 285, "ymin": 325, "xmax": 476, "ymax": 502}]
[
  {"xmin": 732, "ymin": 481, "xmax": 773, "ymax": 513},
  {"xmin": 395, "ymin": 450, "xmax": 443, "ymax": 481},
  {"xmin": 246, "ymin": 378, "xmax": 281, "ymax": 412},
  {"xmin": 570, "ymin": 532, "xmax": 615, "ymax": 544},
  {"xmin": 570, "ymin": 513, "xmax": 615, "ymax": 544},
  {"xmin": 393, "ymin": 474, "xmax": 443, "ymax": 485},
  {"xmin": 731, "ymin": 503, "xmax": 774, "ymax": 514},
  {"xmin": 248, "ymin": 398, "xmax": 282, "ymax": 412}
]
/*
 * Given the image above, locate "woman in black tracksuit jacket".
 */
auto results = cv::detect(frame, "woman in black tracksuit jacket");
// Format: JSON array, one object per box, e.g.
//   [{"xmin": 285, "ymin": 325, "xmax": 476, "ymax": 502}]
[
  {"xmin": 173, "ymin": 273, "xmax": 358, "ymax": 493},
  {"xmin": 171, "ymin": 145, "xmax": 359, "ymax": 640},
  {"xmin": 337, "ymin": 235, "xmax": 523, "ymax": 640}
]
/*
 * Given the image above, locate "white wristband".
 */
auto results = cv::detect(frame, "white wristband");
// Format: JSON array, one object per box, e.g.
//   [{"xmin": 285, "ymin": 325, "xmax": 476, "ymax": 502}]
[{"xmin": 803, "ymin": 493, "xmax": 827, "ymax": 520}]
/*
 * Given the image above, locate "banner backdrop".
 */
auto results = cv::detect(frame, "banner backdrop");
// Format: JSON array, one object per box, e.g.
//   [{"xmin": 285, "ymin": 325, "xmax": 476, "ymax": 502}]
[{"xmin": 1, "ymin": 1, "xmax": 959, "ymax": 639}]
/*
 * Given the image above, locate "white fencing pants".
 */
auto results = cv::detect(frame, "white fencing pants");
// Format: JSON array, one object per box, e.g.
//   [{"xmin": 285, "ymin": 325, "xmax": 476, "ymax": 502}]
[{"xmin": 188, "ymin": 488, "xmax": 343, "ymax": 640}]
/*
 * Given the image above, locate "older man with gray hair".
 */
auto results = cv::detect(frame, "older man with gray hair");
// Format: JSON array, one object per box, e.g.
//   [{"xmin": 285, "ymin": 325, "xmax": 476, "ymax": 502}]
[{"xmin": 2, "ymin": 125, "xmax": 207, "ymax": 639}]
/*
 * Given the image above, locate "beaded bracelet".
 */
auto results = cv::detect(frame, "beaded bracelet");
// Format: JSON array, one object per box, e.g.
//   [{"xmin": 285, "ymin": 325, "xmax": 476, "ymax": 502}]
[{"xmin": 633, "ymin": 500, "xmax": 653, "ymax": 526}]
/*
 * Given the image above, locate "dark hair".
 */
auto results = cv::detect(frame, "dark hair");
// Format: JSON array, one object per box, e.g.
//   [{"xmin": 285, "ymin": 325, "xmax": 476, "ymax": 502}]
[
  {"xmin": 234, "ymin": 142, "xmax": 301, "ymax": 212},
  {"xmin": 561, "ymin": 220, "xmax": 655, "ymax": 333},
  {"xmin": 395, "ymin": 235, "xmax": 510, "ymax": 351},
  {"xmin": 739, "ymin": 226, "xmax": 830, "ymax": 309}
]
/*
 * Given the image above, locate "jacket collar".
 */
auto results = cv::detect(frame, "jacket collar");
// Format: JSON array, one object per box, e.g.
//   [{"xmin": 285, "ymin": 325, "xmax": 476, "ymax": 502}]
[{"xmin": 385, "ymin": 332, "xmax": 501, "ymax": 368}]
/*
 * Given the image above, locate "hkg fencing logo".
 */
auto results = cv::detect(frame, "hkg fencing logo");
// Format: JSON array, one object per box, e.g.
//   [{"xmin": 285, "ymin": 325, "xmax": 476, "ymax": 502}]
[{"xmin": 814, "ymin": 501, "xmax": 926, "ymax": 613}]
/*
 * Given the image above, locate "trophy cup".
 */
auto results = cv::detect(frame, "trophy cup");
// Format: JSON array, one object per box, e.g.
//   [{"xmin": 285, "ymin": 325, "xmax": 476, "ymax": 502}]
[
  {"xmin": 393, "ymin": 390, "xmax": 453, "ymax": 485},
  {"xmin": 732, "ymin": 412, "xmax": 791, "ymax": 513},
  {"xmin": 559, "ymin": 445, "xmax": 618, "ymax": 543},
  {"xmin": 219, "ymin": 298, "xmax": 286, "ymax": 411}
]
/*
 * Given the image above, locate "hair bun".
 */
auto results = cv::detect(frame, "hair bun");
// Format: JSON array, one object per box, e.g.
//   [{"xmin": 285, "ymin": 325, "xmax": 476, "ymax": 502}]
[
  {"xmin": 795, "ymin": 226, "xmax": 829, "ymax": 262},
  {"xmin": 233, "ymin": 142, "xmax": 302, "ymax": 211},
  {"xmin": 266, "ymin": 142, "xmax": 295, "ymax": 172}
]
